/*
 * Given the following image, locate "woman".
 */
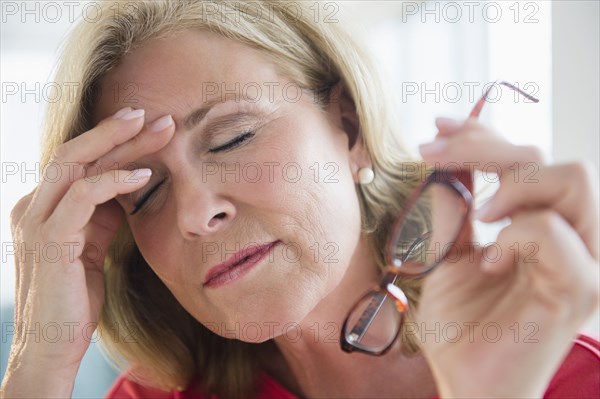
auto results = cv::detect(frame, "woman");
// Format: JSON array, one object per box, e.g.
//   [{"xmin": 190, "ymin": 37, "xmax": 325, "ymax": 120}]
[{"xmin": 2, "ymin": 1, "xmax": 598, "ymax": 398}]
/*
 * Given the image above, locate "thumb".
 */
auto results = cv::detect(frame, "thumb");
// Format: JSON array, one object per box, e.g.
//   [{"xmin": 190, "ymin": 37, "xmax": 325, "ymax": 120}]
[{"xmin": 83, "ymin": 199, "xmax": 125, "ymax": 268}]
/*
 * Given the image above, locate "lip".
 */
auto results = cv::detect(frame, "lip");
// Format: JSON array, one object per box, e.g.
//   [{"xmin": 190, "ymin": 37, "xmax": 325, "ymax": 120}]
[{"xmin": 203, "ymin": 240, "xmax": 280, "ymax": 288}]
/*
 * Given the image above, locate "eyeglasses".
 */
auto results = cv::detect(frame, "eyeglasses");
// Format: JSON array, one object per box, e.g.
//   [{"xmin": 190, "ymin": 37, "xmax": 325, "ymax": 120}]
[{"xmin": 340, "ymin": 80, "xmax": 540, "ymax": 356}]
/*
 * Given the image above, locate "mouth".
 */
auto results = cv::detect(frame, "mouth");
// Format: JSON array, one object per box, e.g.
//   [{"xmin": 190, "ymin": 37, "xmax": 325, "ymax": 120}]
[{"xmin": 203, "ymin": 240, "xmax": 280, "ymax": 288}]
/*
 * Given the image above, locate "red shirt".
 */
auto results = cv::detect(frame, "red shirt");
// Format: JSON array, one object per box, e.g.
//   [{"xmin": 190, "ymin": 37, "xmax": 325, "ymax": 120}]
[{"xmin": 105, "ymin": 334, "xmax": 600, "ymax": 399}]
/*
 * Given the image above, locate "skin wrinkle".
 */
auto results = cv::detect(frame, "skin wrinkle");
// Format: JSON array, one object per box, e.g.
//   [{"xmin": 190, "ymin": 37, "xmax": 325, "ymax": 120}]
[
  {"xmin": 92, "ymin": 30, "xmax": 437, "ymax": 397},
  {"xmin": 296, "ymin": 186, "xmax": 336, "ymax": 283}
]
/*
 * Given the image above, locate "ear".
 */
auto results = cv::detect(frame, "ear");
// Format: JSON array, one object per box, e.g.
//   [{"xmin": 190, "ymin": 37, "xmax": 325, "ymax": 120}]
[
  {"xmin": 326, "ymin": 81, "xmax": 359, "ymax": 148},
  {"xmin": 326, "ymin": 81, "xmax": 373, "ymax": 182}
]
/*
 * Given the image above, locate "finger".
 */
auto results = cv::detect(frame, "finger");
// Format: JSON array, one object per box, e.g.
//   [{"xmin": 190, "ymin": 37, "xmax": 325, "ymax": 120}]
[
  {"xmin": 420, "ymin": 119, "xmax": 546, "ymax": 172},
  {"xmin": 434, "ymin": 117, "xmax": 465, "ymax": 137},
  {"xmin": 9, "ymin": 188, "xmax": 36, "ymax": 234},
  {"xmin": 46, "ymin": 169, "xmax": 152, "ymax": 240},
  {"xmin": 91, "ymin": 114, "xmax": 175, "ymax": 175},
  {"xmin": 30, "ymin": 108, "xmax": 146, "ymax": 221},
  {"xmin": 476, "ymin": 162, "xmax": 599, "ymax": 260},
  {"xmin": 481, "ymin": 210, "xmax": 598, "ymax": 322},
  {"xmin": 97, "ymin": 107, "xmax": 133, "ymax": 125},
  {"xmin": 53, "ymin": 108, "xmax": 146, "ymax": 167}
]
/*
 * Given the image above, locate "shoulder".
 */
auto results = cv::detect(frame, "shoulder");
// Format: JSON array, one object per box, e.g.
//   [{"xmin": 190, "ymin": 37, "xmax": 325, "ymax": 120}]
[
  {"xmin": 104, "ymin": 371, "xmax": 298, "ymax": 399},
  {"xmin": 543, "ymin": 333, "xmax": 600, "ymax": 399}
]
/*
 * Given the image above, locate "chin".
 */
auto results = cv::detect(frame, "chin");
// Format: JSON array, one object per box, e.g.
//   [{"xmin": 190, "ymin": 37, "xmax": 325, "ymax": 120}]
[
  {"xmin": 195, "ymin": 252, "xmax": 350, "ymax": 343},
  {"xmin": 205, "ymin": 294, "xmax": 321, "ymax": 343}
]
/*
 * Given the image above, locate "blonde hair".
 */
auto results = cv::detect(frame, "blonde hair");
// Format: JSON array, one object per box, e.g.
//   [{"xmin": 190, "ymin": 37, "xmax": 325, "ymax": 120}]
[{"xmin": 41, "ymin": 1, "xmax": 425, "ymax": 397}]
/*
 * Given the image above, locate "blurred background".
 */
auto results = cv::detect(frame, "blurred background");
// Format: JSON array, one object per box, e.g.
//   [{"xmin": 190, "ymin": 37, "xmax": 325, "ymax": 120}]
[{"xmin": 2, "ymin": 1, "xmax": 598, "ymax": 397}]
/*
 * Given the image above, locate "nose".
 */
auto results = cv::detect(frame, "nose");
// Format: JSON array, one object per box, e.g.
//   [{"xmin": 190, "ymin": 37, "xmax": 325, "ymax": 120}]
[{"xmin": 175, "ymin": 183, "xmax": 236, "ymax": 239}]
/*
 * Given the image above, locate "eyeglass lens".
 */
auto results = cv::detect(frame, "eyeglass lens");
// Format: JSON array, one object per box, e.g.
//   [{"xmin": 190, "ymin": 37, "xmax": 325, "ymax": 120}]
[{"xmin": 390, "ymin": 180, "xmax": 469, "ymax": 275}]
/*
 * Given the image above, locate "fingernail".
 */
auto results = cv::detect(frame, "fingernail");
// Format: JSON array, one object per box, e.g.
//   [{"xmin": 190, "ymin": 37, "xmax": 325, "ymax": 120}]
[
  {"xmin": 120, "ymin": 109, "xmax": 145, "ymax": 121},
  {"xmin": 419, "ymin": 139, "xmax": 448, "ymax": 155},
  {"xmin": 149, "ymin": 115, "xmax": 174, "ymax": 132},
  {"xmin": 436, "ymin": 117, "xmax": 461, "ymax": 128},
  {"xmin": 132, "ymin": 168, "xmax": 152, "ymax": 179},
  {"xmin": 112, "ymin": 107, "xmax": 133, "ymax": 119}
]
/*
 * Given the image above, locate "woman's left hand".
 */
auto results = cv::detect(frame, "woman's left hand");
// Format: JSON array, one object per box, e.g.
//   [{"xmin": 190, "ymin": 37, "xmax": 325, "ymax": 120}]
[{"xmin": 414, "ymin": 117, "xmax": 599, "ymax": 398}]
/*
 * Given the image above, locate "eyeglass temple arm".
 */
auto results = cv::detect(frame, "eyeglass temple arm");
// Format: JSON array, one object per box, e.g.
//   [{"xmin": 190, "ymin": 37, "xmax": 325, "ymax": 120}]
[
  {"xmin": 346, "ymin": 290, "xmax": 390, "ymax": 344},
  {"xmin": 469, "ymin": 80, "xmax": 540, "ymax": 119}
]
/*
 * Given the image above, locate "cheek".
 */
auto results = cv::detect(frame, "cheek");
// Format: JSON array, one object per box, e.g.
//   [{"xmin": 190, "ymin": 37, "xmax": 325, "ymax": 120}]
[
  {"xmin": 229, "ymin": 117, "xmax": 362, "ymax": 252},
  {"xmin": 127, "ymin": 215, "xmax": 190, "ymax": 284},
  {"xmin": 231, "ymin": 119, "xmax": 362, "ymax": 288}
]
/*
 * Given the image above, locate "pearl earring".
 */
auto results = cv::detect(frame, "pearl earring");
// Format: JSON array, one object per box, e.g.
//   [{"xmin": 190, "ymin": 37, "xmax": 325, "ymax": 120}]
[{"xmin": 358, "ymin": 167, "xmax": 374, "ymax": 185}]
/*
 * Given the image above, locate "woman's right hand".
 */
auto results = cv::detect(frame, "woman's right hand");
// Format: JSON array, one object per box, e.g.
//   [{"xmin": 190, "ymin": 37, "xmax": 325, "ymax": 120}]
[{"xmin": 1, "ymin": 107, "xmax": 175, "ymax": 397}]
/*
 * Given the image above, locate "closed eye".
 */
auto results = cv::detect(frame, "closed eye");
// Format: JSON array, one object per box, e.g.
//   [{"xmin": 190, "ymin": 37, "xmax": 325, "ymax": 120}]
[
  {"xmin": 209, "ymin": 131, "xmax": 255, "ymax": 153},
  {"xmin": 130, "ymin": 177, "xmax": 167, "ymax": 215},
  {"xmin": 129, "ymin": 131, "xmax": 256, "ymax": 215}
]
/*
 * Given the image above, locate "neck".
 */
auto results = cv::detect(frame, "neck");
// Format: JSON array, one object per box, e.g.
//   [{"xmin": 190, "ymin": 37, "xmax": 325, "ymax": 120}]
[{"xmin": 261, "ymin": 234, "xmax": 438, "ymax": 399}]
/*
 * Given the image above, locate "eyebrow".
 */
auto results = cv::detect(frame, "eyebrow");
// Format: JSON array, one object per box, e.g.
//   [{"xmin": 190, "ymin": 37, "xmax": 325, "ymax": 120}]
[
  {"xmin": 182, "ymin": 102, "xmax": 215, "ymax": 130},
  {"xmin": 183, "ymin": 97, "xmax": 253, "ymax": 130}
]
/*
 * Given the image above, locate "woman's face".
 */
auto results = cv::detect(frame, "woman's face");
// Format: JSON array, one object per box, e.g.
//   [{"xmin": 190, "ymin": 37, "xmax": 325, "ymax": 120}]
[{"xmin": 95, "ymin": 30, "xmax": 364, "ymax": 342}]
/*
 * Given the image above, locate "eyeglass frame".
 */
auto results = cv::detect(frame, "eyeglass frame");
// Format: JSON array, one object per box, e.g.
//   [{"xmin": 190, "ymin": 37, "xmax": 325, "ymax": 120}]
[{"xmin": 340, "ymin": 80, "xmax": 540, "ymax": 356}]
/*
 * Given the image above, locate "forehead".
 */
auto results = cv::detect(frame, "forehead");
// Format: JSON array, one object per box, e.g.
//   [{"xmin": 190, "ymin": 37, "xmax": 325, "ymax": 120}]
[{"xmin": 94, "ymin": 29, "xmax": 284, "ymax": 122}]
